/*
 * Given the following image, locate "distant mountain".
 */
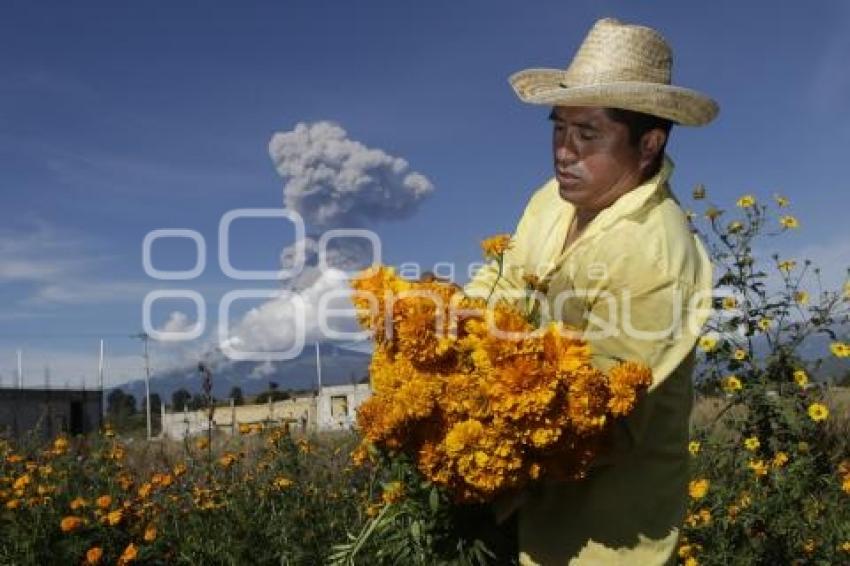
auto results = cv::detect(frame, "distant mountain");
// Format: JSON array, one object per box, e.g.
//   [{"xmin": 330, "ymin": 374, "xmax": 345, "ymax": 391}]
[{"xmin": 116, "ymin": 343, "xmax": 371, "ymax": 405}]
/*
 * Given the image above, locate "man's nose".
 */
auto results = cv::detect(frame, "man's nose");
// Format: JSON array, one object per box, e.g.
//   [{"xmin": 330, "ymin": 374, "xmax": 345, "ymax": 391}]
[{"xmin": 554, "ymin": 131, "xmax": 578, "ymax": 162}]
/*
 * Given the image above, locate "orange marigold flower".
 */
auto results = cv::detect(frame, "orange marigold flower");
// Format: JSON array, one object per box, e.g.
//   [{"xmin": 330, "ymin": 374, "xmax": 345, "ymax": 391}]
[
  {"xmin": 381, "ymin": 481, "xmax": 405, "ymax": 505},
  {"xmin": 118, "ymin": 542, "xmax": 138, "ymax": 565},
  {"xmin": 95, "ymin": 495, "xmax": 112, "ymax": 509},
  {"xmin": 60, "ymin": 515, "xmax": 83, "ymax": 533},
  {"xmin": 106, "ymin": 509, "xmax": 123, "ymax": 526},
  {"xmin": 480, "ymin": 234, "xmax": 512, "ymax": 258},
  {"xmin": 218, "ymin": 452, "xmax": 238, "ymax": 468},
  {"xmin": 772, "ymin": 452, "xmax": 789, "ymax": 468},
  {"xmin": 143, "ymin": 524, "xmax": 157, "ymax": 543},
  {"xmin": 688, "ymin": 478, "xmax": 709, "ymax": 500},
  {"xmin": 85, "ymin": 546, "xmax": 103, "ymax": 565},
  {"xmin": 748, "ymin": 459, "xmax": 769, "ymax": 477}
]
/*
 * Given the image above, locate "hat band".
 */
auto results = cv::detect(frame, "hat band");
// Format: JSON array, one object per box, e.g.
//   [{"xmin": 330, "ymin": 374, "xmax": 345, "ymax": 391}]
[{"xmin": 561, "ymin": 67, "xmax": 670, "ymax": 86}]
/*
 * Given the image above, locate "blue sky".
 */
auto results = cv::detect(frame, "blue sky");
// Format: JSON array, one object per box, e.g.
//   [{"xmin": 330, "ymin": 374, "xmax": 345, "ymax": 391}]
[{"xmin": 2, "ymin": 0, "xmax": 849, "ymax": 387}]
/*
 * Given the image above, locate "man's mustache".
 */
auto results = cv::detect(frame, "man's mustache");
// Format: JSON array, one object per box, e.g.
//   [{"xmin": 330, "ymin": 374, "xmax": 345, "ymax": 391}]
[{"xmin": 555, "ymin": 162, "xmax": 585, "ymax": 179}]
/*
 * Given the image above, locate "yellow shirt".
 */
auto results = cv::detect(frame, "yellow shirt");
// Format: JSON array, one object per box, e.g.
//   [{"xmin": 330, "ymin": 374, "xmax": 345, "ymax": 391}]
[{"xmin": 464, "ymin": 156, "xmax": 713, "ymax": 565}]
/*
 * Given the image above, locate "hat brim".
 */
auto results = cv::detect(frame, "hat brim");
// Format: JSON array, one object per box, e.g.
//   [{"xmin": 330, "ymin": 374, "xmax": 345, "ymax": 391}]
[{"xmin": 509, "ymin": 68, "xmax": 719, "ymax": 127}]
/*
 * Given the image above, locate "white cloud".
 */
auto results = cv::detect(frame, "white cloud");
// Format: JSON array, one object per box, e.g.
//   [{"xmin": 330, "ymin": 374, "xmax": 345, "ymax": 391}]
[
  {"xmin": 219, "ymin": 268, "xmax": 360, "ymax": 359},
  {"xmin": 269, "ymin": 121, "xmax": 434, "ymax": 227},
  {"xmin": 213, "ymin": 121, "xmax": 435, "ymax": 361}
]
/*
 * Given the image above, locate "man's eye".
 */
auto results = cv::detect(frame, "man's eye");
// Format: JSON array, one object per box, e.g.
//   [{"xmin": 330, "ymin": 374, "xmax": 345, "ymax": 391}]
[{"xmin": 579, "ymin": 130, "xmax": 596, "ymax": 141}]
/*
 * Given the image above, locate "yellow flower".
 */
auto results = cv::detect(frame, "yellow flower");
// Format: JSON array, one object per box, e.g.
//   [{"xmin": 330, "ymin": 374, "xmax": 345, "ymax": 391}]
[
  {"xmin": 137, "ymin": 482, "xmax": 152, "ymax": 499},
  {"xmin": 60, "ymin": 515, "xmax": 84, "ymax": 533},
  {"xmin": 794, "ymin": 290, "xmax": 809, "ymax": 304},
  {"xmin": 807, "ymin": 403, "xmax": 829, "ymax": 422},
  {"xmin": 757, "ymin": 318, "xmax": 772, "ymax": 332},
  {"xmin": 684, "ymin": 558, "xmax": 699, "ymax": 566},
  {"xmin": 736, "ymin": 194, "xmax": 756, "ymax": 208},
  {"xmin": 718, "ymin": 374, "xmax": 743, "ymax": 394},
  {"xmin": 793, "ymin": 369, "xmax": 809, "ymax": 387},
  {"xmin": 218, "ymin": 452, "xmax": 238, "ymax": 468},
  {"xmin": 721, "ymin": 296, "xmax": 737, "ymax": 310},
  {"xmin": 118, "ymin": 542, "xmax": 138, "ymax": 565},
  {"xmin": 106, "ymin": 509, "xmax": 123, "ymax": 526},
  {"xmin": 143, "ymin": 524, "xmax": 157, "ymax": 543},
  {"xmin": 273, "ymin": 476, "xmax": 293, "ymax": 490},
  {"xmin": 194, "ymin": 437, "xmax": 209, "ymax": 451},
  {"xmin": 381, "ymin": 481, "xmax": 405, "ymax": 505},
  {"xmin": 85, "ymin": 546, "xmax": 103, "ymax": 565},
  {"xmin": 779, "ymin": 215, "xmax": 799, "ymax": 229},
  {"xmin": 748, "ymin": 459, "xmax": 769, "ymax": 477},
  {"xmin": 743, "ymin": 436, "xmax": 760, "ymax": 452},
  {"xmin": 772, "ymin": 451, "xmax": 789, "ymax": 468},
  {"xmin": 688, "ymin": 441, "xmax": 701, "ymax": 456},
  {"xmin": 830, "ymin": 341, "xmax": 850, "ymax": 358},
  {"xmin": 52, "ymin": 437, "xmax": 69, "ymax": 453},
  {"xmin": 777, "ymin": 259, "xmax": 796, "ymax": 273},
  {"xmin": 774, "ymin": 194, "xmax": 789, "ymax": 207},
  {"xmin": 678, "ymin": 542, "xmax": 702, "ymax": 559},
  {"xmin": 95, "ymin": 495, "xmax": 112, "ymax": 509},
  {"xmin": 688, "ymin": 478, "xmax": 709, "ymax": 500},
  {"xmin": 802, "ymin": 539, "xmax": 816, "ymax": 555},
  {"xmin": 733, "ymin": 348, "xmax": 747, "ymax": 361},
  {"xmin": 704, "ymin": 206, "xmax": 723, "ymax": 220},
  {"xmin": 480, "ymin": 234, "xmax": 512, "ymax": 259},
  {"xmin": 722, "ymin": 375, "xmax": 743, "ymax": 393},
  {"xmin": 698, "ymin": 335, "xmax": 718, "ymax": 352},
  {"xmin": 727, "ymin": 220, "xmax": 744, "ymax": 234},
  {"xmin": 5, "ymin": 499, "xmax": 21, "ymax": 510},
  {"xmin": 843, "ymin": 280, "xmax": 850, "ymax": 299},
  {"xmin": 13, "ymin": 474, "xmax": 31, "ymax": 491},
  {"xmin": 840, "ymin": 541, "xmax": 850, "ymax": 553},
  {"xmin": 842, "ymin": 476, "xmax": 850, "ymax": 495},
  {"xmin": 69, "ymin": 497, "xmax": 88, "ymax": 511}
]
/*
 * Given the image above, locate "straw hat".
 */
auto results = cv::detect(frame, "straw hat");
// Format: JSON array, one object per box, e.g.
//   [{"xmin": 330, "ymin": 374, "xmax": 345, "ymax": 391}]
[{"xmin": 509, "ymin": 18, "xmax": 718, "ymax": 126}]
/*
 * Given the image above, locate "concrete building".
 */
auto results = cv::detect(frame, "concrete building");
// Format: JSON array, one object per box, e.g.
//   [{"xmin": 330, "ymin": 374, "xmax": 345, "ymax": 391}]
[
  {"xmin": 160, "ymin": 383, "xmax": 371, "ymax": 439},
  {"xmin": 0, "ymin": 388, "xmax": 103, "ymax": 441},
  {"xmin": 316, "ymin": 383, "xmax": 371, "ymax": 430}
]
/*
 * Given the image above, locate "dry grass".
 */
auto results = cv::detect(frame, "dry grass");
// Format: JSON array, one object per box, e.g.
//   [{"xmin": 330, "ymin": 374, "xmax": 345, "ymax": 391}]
[{"xmin": 691, "ymin": 386, "xmax": 850, "ymax": 449}]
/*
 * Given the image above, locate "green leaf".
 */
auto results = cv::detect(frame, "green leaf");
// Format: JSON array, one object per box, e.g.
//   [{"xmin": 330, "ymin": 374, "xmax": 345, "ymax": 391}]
[{"xmin": 428, "ymin": 487, "xmax": 441, "ymax": 514}]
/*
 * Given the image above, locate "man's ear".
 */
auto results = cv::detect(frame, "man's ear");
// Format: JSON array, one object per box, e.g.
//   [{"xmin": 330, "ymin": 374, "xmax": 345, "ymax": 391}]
[{"xmin": 638, "ymin": 129, "xmax": 667, "ymax": 173}]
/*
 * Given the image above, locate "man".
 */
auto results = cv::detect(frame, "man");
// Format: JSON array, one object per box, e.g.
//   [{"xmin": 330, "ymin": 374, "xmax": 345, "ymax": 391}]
[{"xmin": 464, "ymin": 18, "xmax": 717, "ymax": 565}]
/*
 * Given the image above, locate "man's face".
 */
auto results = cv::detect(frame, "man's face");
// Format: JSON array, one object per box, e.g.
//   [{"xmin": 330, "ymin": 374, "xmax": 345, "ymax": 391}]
[{"xmin": 550, "ymin": 106, "xmax": 644, "ymax": 212}]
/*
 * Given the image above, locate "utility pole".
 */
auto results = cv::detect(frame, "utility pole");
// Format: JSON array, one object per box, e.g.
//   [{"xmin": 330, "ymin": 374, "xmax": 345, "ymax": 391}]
[
  {"xmin": 98, "ymin": 340, "xmax": 106, "ymax": 421},
  {"xmin": 133, "ymin": 332, "xmax": 153, "ymax": 441},
  {"xmin": 315, "ymin": 342, "xmax": 322, "ymax": 393},
  {"xmin": 16, "ymin": 349, "xmax": 23, "ymax": 389}
]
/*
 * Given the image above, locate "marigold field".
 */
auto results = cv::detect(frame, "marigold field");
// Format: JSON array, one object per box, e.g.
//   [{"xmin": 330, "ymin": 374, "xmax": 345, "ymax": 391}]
[{"xmin": 2, "ymin": 192, "xmax": 849, "ymax": 565}]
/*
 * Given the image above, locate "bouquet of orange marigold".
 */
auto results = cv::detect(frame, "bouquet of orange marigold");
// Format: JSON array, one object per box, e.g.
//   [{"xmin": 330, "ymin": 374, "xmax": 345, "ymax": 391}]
[{"xmin": 349, "ymin": 236, "xmax": 653, "ymax": 504}]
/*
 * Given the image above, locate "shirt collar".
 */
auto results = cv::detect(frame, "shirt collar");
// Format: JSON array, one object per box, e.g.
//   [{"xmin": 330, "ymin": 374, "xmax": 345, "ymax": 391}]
[
  {"xmin": 549, "ymin": 155, "xmax": 675, "ymax": 264},
  {"xmin": 561, "ymin": 154, "xmax": 674, "ymax": 228}
]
